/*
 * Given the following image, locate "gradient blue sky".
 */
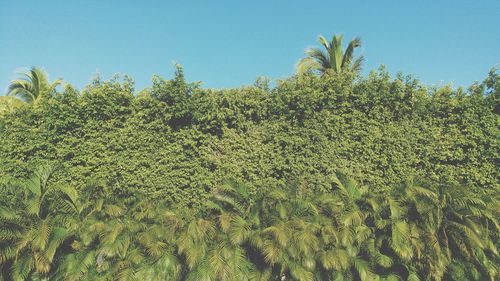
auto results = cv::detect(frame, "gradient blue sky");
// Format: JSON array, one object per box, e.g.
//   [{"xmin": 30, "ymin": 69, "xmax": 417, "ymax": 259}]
[{"xmin": 1, "ymin": 0, "xmax": 499, "ymax": 93}]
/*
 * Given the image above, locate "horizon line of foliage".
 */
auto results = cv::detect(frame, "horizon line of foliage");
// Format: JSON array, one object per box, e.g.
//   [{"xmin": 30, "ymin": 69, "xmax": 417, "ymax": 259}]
[
  {"xmin": 0, "ymin": 64, "xmax": 498, "ymax": 205},
  {"xmin": 0, "ymin": 164, "xmax": 498, "ymax": 280}
]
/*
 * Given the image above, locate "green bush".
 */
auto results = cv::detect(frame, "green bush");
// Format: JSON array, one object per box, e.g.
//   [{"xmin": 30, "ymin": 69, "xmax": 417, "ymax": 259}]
[{"xmin": 0, "ymin": 67, "xmax": 498, "ymax": 206}]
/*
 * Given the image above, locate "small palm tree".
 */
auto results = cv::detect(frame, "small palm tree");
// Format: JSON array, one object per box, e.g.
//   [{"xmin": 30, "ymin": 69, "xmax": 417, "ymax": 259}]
[
  {"xmin": 428, "ymin": 183, "xmax": 499, "ymax": 281},
  {"xmin": 0, "ymin": 165, "xmax": 77, "ymax": 280},
  {"xmin": 176, "ymin": 180, "xmax": 259, "ymax": 281},
  {"xmin": 297, "ymin": 34, "xmax": 363, "ymax": 75},
  {"xmin": 8, "ymin": 67, "xmax": 62, "ymax": 105},
  {"xmin": 325, "ymin": 173, "xmax": 386, "ymax": 281},
  {"xmin": 59, "ymin": 187, "xmax": 183, "ymax": 281},
  {"xmin": 371, "ymin": 179, "xmax": 499, "ymax": 281}
]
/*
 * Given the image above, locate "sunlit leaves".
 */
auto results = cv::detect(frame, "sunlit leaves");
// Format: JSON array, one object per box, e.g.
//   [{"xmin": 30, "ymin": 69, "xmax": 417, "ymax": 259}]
[{"xmin": 297, "ymin": 34, "xmax": 363, "ymax": 75}]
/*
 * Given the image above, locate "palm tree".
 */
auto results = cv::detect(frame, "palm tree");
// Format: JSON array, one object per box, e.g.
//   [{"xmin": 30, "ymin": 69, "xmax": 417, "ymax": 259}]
[
  {"xmin": 370, "ymin": 180, "xmax": 499, "ymax": 281},
  {"xmin": 0, "ymin": 165, "xmax": 77, "ymax": 280},
  {"xmin": 7, "ymin": 67, "xmax": 62, "ymax": 105},
  {"xmin": 426, "ymin": 182, "xmax": 498, "ymax": 281},
  {"xmin": 324, "ymin": 173, "xmax": 390, "ymax": 281},
  {"xmin": 58, "ymin": 185, "xmax": 183, "ymax": 281},
  {"xmin": 297, "ymin": 34, "xmax": 363, "ymax": 75},
  {"xmin": 177, "ymin": 180, "xmax": 259, "ymax": 281},
  {"xmin": 258, "ymin": 183, "xmax": 320, "ymax": 281}
]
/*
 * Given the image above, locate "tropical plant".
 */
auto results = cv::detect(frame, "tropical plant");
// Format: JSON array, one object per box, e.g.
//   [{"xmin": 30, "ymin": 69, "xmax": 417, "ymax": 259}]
[
  {"xmin": 297, "ymin": 34, "xmax": 363, "ymax": 75},
  {"xmin": 1, "ymin": 164, "xmax": 499, "ymax": 281},
  {"xmin": 370, "ymin": 180, "xmax": 499, "ymax": 281},
  {"xmin": 0, "ymin": 59, "xmax": 499, "ymax": 281},
  {"xmin": 7, "ymin": 67, "xmax": 62, "ymax": 105},
  {"xmin": 0, "ymin": 165, "xmax": 77, "ymax": 280},
  {"xmin": 177, "ymin": 180, "xmax": 258, "ymax": 281},
  {"xmin": 325, "ymin": 173, "xmax": 396, "ymax": 281},
  {"xmin": 57, "ymin": 183, "xmax": 183, "ymax": 281}
]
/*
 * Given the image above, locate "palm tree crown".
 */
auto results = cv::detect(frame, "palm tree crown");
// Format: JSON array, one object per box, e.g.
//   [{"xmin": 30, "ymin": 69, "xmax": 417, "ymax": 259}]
[
  {"xmin": 297, "ymin": 34, "xmax": 363, "ymax": 75},
  {"xmin": 7, "ymin": 67, "xmax": 62, "ymax": 105}
]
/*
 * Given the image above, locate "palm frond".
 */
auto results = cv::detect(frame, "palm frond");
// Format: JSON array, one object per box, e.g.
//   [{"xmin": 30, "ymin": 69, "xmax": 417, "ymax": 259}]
[
  {"xmin": 296, "ymin": 57, "xmax": 322, "ymax": 75},
  {"xmin": 341, "ymin": 37, "xmax": 361, "ymax": 69},
  {"xmin": 330, "ymin": 34, "xmax": 344, "ymax": 72}
]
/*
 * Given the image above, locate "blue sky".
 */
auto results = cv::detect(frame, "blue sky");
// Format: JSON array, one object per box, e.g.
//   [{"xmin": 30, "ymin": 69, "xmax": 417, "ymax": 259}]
[{"xmin": 1, "ymin": 0, "xmax": 499, "ymax": 93}]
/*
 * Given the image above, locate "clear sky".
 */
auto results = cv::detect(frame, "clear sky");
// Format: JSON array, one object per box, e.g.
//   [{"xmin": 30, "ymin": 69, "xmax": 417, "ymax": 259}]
[{"xmin": 1, "ymin": 0, "xmax": 499, "ymax": 93}]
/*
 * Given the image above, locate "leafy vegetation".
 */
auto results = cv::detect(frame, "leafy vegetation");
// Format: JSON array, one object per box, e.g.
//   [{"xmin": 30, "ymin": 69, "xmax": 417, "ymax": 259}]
[
  {"xmin": 0, "ymin": 97, "xmax": 24, "ymax": 117},
  {"xmin": 0, "ymin": 35, "xmax": 499, "ymax": 280},
  {"xmin": 0, "ymin": 166, "xmax": 498, "ymax": 280},
  {"xmin": 1, "ymin": 66, "xmax": 498, "ymax": 202}
]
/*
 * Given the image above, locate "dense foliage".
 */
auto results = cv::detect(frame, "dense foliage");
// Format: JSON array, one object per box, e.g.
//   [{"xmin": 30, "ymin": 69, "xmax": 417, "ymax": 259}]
[
  {"xmin": 0, "ymin": 165, "xmax": 498, "ymax": 280},
  {"xmin": 0, "ymin": 65, "xmax": 499, "ymax": 280},
  {"xmin": 1, "ymin": 66, "xmax": 498, "ymax": 204}
]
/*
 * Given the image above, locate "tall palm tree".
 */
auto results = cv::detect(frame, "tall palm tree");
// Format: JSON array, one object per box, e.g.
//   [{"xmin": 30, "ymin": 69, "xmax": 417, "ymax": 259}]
[
  {"xmin": 7, "ymin": 67, "xmax": 62, "ymax": 105},
  {"xmin": 297, "ymin": 34, "xmax": 363, "ymax": 75}
]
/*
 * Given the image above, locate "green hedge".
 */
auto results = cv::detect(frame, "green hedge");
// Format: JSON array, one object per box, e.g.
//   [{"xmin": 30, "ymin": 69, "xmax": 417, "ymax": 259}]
[{"xmin": 0, "ymin": 67, "xmax": 498, "ymax": 205}]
